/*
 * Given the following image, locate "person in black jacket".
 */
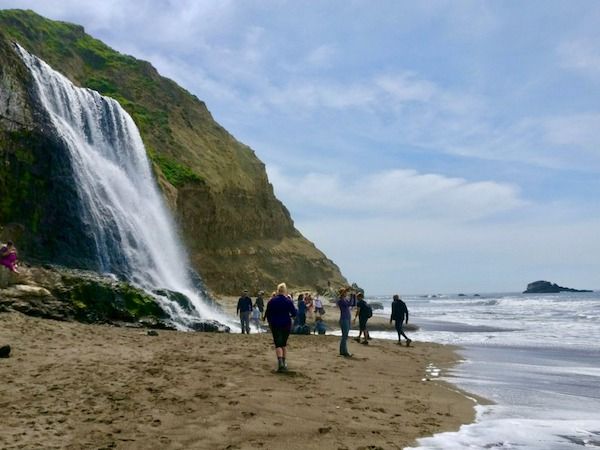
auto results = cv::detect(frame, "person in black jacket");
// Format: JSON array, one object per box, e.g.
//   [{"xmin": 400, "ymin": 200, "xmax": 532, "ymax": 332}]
[
  {"xmin": 353, "ymin": 293, "xmax": 371, "ymax": 345},
  {"xmin": 254, "ymin": 290, "xmax": 265, "ymax": 314},
  {"xmin": 237, "ymin": 289, "xmax": 253, "ymax": 334},
  {"xmin": 390, "ymin": 294, "xmax": 412, "ymax": 346}
]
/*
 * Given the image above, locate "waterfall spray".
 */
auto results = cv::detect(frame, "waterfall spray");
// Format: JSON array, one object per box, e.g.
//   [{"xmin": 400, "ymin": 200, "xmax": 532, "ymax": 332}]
[{"xmin": 16, "ymin": 44, "xmax": 232, "ymax": 329}]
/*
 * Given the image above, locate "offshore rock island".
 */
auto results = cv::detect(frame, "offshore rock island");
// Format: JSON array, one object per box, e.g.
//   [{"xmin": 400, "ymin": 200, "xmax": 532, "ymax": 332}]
[
  {"xmin": 523, "ymin": 280, "xmax": 593, "ymax": 294},
  {"xmin": 0, "ymin": 9, "xmax": 346, "ymax": 296}
]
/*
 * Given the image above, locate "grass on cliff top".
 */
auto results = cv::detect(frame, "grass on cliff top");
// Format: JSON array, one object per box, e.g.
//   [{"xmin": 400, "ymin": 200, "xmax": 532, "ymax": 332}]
[{"xmin": 0, "ymin": 9, "xmax": 206, "ymax": 189}]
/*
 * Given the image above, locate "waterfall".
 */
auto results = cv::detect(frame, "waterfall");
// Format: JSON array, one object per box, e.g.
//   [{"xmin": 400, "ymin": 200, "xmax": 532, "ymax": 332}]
[{"xmin": 16, "ymin": 44, "xmax": 231, "ymax": 329}]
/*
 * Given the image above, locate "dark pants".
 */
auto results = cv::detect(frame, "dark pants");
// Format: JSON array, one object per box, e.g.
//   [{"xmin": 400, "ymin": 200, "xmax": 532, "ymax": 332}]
[
  {"xmin": 298, "ymin": 312, "xmax": 306, "ymax": 326},
  {"xmin": 339, "ymin": 318, "xmax": 351, "ymax": 355},
  {"xmin": 271, "ymin": 326, "xmax": 291, "ymax": 348},
  {"xmin": 394, "ymin": 320, "xmax": 409, "ymax": 341},
  {"xmin": 240, "ymin": 311, "xmax": 251, "ymax": 334}
]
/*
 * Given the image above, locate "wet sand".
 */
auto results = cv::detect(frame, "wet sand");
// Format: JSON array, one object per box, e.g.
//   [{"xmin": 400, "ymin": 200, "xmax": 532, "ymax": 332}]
[{"xmin": 0, "ymin": 312, "xmax": 479, "ymax": 449}]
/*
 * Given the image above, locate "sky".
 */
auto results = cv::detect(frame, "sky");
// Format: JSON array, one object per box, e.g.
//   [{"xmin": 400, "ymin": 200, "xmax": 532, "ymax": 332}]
[{"xmin": 2, "ymin": 1, "xmax": 600, "ymax": 294}]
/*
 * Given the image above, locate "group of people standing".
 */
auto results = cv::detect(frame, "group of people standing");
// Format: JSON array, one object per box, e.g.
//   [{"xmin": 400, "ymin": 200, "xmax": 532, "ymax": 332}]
[
  {"xmin": 336, "ymin": 288, "xmax": 410, "ymax": 357},
  {"xmin": 239, "ymin": 283, "xmax": 412, "ymax": 372}
]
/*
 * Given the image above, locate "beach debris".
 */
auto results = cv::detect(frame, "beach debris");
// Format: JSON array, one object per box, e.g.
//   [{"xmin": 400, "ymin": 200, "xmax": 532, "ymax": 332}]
[
  {"xmin": 425, "ymin": 363, "xmax": 441, "ymax": 379},
  {"xmin": 0, "ymin": 344, "xmax": 11, "ymax": 358},
  {"xmin": 147, "ymin": 330, "xmax": 159, "ymax": 336},
  {"xmin": 318, "ymin": 426, "xmax": 332, "ymax": 434}
]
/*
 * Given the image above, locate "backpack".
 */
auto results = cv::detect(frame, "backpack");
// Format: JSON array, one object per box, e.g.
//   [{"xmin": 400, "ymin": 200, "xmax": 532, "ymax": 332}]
[{"xmin": 365, "ymin": 303, "xmax": 373, "ymax": 319}]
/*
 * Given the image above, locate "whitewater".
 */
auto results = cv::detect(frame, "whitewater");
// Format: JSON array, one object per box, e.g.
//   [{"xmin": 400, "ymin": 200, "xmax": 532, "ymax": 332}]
[
  {"xmin": 366, "ymin": 291, "xmax": 600, "ymax": 449},
  {"xmin": 16, "ymin": 44, "xmax": 231, "ymax": 329}
]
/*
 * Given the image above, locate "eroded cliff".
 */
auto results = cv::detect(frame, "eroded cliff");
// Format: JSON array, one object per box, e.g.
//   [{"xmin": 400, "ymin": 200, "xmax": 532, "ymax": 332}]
[{"xmin": 0, "ymin": 9, "xmax": 347, "ymax": 294}]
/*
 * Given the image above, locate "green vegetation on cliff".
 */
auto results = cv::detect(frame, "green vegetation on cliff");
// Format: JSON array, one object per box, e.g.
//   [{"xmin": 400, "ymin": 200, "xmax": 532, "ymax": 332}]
[
  {"xmin": 56, "ymin": 274, "xmax": 168, "ymax": 323},
  {"xmin": 0, "ymin": 9, "xmax": 348, "ymax": 294}
]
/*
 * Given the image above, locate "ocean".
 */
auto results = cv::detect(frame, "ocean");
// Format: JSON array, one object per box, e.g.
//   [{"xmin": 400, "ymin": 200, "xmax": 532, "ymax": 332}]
[{"xmin": 365, "ymin": 292, "xmax": 600, "ymax": 449}]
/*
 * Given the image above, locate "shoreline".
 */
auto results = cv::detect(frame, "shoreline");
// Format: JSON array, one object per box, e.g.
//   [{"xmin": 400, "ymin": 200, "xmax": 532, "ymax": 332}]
[{"xmin": 1, "ymin": 308, "xmax": 483, "ymax": 449}]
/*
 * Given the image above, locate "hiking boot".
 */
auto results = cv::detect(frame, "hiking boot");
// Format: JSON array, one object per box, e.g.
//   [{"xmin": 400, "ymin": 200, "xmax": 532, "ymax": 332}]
[
  {"xmin": 406, "ymin": 339, "xmax": 412, "ymax": 347},
  {"xmin": 361, "ymin": 340, "xmax": 369, "ymax": 345}
]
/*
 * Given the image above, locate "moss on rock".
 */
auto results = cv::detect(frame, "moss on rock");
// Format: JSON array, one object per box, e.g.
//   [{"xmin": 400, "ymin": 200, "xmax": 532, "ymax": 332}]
[{"xmin": 55, "ymin": 274, "xmax": 168, "ymax": 323}]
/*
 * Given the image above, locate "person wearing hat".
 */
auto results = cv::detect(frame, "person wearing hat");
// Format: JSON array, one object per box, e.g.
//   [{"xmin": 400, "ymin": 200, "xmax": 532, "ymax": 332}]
[
  {"xmin": 254, "ymin": 290, "xmax": 265, "ymax": 314},
  {"xmin": 337, "ymin": 287, "xmax": 353, "ymax": 357},
  {"xmin": 237, "ymin": 289, "xmax": 253, "ymax": 334}
]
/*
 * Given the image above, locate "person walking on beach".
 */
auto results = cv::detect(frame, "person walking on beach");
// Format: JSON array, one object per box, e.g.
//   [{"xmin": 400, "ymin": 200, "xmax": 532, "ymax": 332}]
[
  {"xmin": 252, "ymin": 304, "xmax": 262, "ymax": 332},
  {"xmin": 390, "ymin": 294, "xmax": 412, "ymax": 346},
  {"xmin": 237, "ymin": 289, "xmax": 253, "ymax": 334},
  {"xmin": 264, "ymin": 282, "xmax": 297, "ymax": 372},
  {"xmin": 337, "ymin": 287, "xmax": 353, "ymax": 357},
  {"xmin": 254, "ymin": 290, "xmax": 265, "ymax": 314},
  {"xmin": 0, "ymin": 240, "xmax": 19, "ymax": 273},
  {"xmin": 353, "ymin": 292, "xmax": 371, "ymax": 345}
]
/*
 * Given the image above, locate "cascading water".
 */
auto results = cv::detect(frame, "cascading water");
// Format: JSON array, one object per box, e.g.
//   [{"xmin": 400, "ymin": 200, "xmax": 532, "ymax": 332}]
[{"xmin": 16, "ymin": 44, "xmax": 231, "ymax": 329}]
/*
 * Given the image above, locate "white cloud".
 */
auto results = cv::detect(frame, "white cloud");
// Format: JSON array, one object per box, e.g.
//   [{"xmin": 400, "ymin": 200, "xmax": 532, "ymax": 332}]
[
  {"xmin": 267, "ymin": 166, "xmax": 526, "ymax": 221},
  {"xmin": 558, "ymin": 38, "xmax": 600, "ymax": 75},
  {"xmin": 540, "ymin": 114, "xmax": 600, "ymax": 148},
  {"xmin": 375, "ymin": 73, "xmax": 437, "ymax": 103}
]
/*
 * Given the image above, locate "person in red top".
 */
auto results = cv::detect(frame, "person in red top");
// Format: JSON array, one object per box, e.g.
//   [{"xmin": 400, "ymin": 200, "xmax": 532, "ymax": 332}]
[{"xmin": 264, "ymin": 282, "xmax": 297, "ymax": 372}]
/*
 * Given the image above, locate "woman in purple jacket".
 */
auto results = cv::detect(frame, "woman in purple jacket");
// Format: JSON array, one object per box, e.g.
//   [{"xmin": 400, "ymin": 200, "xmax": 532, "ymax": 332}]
[
  {"xmin": 337, "ymin": 287, "xmax": 353, "ymax": 357},
  {"xmin": 264, "ymin": 282, "xmax": 297, "ymax": 372}
]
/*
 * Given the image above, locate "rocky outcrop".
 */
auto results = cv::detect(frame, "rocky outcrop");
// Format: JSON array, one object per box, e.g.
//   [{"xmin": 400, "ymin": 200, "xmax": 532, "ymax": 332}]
[
  {"xmin": 523, "ymin": 280, "xmax": 592, "ymax": 294},
  {"xmin": 0, "ymin": 344, "xmax": 10, "ymax": 358},
  {"xmin": 0, "ymin": 10, "xmax": 348, "ymax": 295},
  {"xmin": 0, "ymin": 265, "xmax": 229, "ymax": 331}
]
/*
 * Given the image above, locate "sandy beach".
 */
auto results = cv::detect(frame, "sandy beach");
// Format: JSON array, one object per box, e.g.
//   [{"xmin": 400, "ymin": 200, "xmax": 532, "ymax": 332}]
[{"xmin": 0, "ymin": 310, "xmax": 479, "ymax": 450}]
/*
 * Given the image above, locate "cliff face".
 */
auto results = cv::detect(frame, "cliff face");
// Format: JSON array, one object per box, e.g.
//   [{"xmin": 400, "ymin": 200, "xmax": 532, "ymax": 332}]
[
  {"xmin": 0, "ymin": 30, "xmax": 100, "ymax": 269},
  {"xmin": 0, "ymin": 9, "xmax": 347, "ymax": 294}
]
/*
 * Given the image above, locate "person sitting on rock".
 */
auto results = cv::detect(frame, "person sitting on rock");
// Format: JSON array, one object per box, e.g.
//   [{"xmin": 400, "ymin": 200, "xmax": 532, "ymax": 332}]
[
  {"xmin": 0, "ymin": 240, "xmax": 19, "ymax": 273},
  {"xmin": 313, "ymin": 315, "xmax": 327, "ymax": 335}
]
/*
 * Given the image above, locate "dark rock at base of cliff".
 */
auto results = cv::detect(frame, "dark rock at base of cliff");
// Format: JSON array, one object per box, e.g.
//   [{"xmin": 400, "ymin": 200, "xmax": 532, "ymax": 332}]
[
  {"xmin": 0, "ymin": 344, "xmax": 10, "ymax": 358},
  {"xmin": 153, "ymin": 289, "xmax": 196, "ymax": 314},
  {"xmin": 1, "ymin": 265, "xmax": 231, "ymax": 331},
  {"xmin": 369, "ymin": 302, "xmax": 384, "ymax": 310},
  {"xmin": 523, "ymin": 280, "xmax": 592, "ymax": 294},
  {"xmin": 0, "ymin": 266, "xmax": 173, "ymax": 327},
  {"xmin": 187, "ymin": 319, "xmax": 230, "ymax": 333}
]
